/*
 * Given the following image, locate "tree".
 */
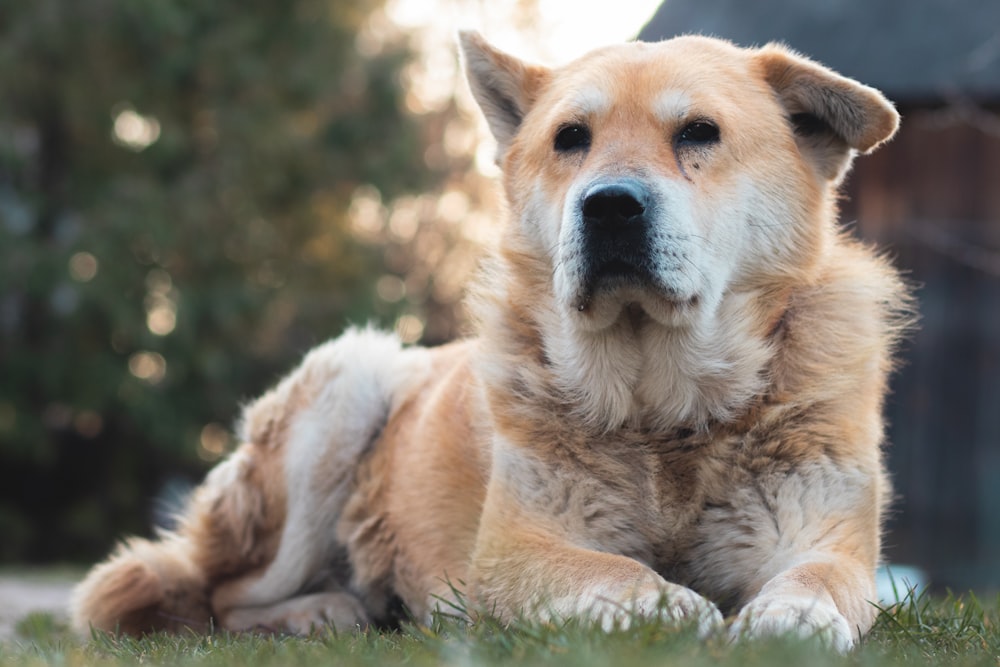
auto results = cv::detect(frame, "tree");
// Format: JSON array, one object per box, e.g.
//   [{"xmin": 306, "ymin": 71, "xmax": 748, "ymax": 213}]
[{"xmin": 0, "ymin": 0, "xmax": 438, "ymax": 561}]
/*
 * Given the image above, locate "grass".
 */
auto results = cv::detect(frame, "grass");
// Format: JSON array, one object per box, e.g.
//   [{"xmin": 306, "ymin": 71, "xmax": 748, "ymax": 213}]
[{"xmin": 1, "ymin": 592, "xmax": 997, "ymax": 667}]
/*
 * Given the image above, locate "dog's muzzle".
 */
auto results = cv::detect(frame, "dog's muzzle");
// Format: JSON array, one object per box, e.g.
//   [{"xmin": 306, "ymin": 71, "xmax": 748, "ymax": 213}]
[{"xmin": 580, "ymin": 178, "xmax": 656, "ymax": 295}]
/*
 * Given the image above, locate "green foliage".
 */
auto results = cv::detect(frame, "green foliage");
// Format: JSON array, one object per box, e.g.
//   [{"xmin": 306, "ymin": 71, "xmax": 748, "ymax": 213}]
[
  {"xmin": 0, "ymin": 0, "xmax": 434, "ymax": 561},
  {"xmin": 2, "ymin": 592, "xmax": 999, "ymax": 666}
]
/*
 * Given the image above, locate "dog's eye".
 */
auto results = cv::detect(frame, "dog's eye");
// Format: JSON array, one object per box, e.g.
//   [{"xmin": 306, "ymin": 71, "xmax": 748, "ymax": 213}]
[
  {"xmin": 677, "ymin": 121, "xmax": 720, "ymax": 146},
  {"xmin": 554, "ymin": 124, "xmax": 591, "ymax": 152}
]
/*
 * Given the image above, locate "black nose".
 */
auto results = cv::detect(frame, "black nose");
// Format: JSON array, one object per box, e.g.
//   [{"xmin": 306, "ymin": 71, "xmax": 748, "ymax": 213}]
[{"xmin": 582, "ymin": 180, "xmax": 649, "ymax": 229}]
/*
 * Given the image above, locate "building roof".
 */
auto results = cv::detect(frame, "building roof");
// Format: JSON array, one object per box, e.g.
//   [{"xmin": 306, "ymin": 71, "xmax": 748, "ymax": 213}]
[{"xmin": 637, "ymin": 0, "xmax": 1000, "ymax": 100}]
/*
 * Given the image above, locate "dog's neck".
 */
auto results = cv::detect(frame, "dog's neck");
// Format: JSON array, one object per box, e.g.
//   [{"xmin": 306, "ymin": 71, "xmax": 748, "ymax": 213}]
[
  {"xmin": 475, "ymin": 250, "xmax": 787, "ymax": 434},
  {"xmin": 541, "ymin": 289, "xmax": 782, "ymax": 432}
]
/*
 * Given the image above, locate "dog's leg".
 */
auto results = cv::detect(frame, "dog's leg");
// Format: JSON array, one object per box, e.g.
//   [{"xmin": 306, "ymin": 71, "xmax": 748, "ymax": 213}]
[
  {"xmin": 471, "ymin": 443, "xmax": 722, "ymax": 634},
  {"xmin": 694, "ymin": 463, "xmax": 882, "ymax": 652},
  {"xmin": 728, "ymin": 557, "xmax": 873, "ymax": 653},
  {"xmin": 219, "ymin": 591, "xmax": 369, "ymax": 635},
  {"xmin": 475, "ymin": 530, "xmax": 721, "ymax": 634},
  {"xmin": 208, "ymin": 328, "xmax": 417, "ymax": 625}
]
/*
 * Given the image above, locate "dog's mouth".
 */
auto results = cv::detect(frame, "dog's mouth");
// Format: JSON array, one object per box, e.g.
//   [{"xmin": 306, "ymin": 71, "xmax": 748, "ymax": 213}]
[
  {"xmin": 576, "ymin": 260, "xmax": 654, "ymax": 310},
  {"xmin": 575, "ymin": 260, "xmax": 695, "ymax": 313},
  {"xmin": 572, "ymin": 256, "xmax": 701, "ymax": 329},
  {"xmin": 594, "ymin": 259, "xmax": 650, "ymax": 283}
]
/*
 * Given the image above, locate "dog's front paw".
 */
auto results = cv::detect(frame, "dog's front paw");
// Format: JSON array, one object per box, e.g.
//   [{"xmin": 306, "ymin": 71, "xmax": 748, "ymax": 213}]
[
  {"xmin": 579, "ymin": 583, "xmax": 723, "ymax": 637},
  {"xmin": 729, "ymin": 593, "xmax": 855, "ymax": 652},
  {"xmin": 656, "ymin": 584, "xmax": 725, "ymax": 638}
]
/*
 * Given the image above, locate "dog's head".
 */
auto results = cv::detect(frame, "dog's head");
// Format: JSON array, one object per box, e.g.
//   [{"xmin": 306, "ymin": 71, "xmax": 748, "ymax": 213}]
[{"xmin": 460, "ymin": 33, "xmax": 898, "ymax": 331}]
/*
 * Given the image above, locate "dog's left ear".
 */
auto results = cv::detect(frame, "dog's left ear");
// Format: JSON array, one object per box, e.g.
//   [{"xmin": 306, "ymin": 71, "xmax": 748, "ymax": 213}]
[
  {"xmin": 754, "ymin": 44, "xmax": 899, "ymax": 181},
  {"xmin": 459, "ymin": 31, "xmax": 550, "ymax": 161}
]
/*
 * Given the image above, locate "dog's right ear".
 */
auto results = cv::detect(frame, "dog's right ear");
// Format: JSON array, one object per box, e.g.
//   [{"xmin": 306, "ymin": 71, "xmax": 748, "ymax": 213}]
[{"xmin": 458, "ymin": 31, "xmax": 550, "ymax": 160}]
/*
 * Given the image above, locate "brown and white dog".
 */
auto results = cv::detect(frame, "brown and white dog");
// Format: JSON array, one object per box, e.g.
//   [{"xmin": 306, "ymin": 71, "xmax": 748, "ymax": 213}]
[{"xmin": 71, "ymin": 33, "xmax": 912, "ymax": 651}]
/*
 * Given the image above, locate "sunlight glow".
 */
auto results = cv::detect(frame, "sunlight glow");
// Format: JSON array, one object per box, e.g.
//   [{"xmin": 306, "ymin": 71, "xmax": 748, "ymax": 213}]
[
  {"xmin": 112, "ymin": 106, "xmax": 161, "ymax": 151},
  {"xmin": 145, "ymin": 269, "xmax": 178, "ymax": 336},
  {"xmin": 128, "ymin": 351, "xmax": 167, "ymax": 384},
  {"xmin": 384, "ymin": 0, "xmax": 661, "ymax": 61},
  {"xmin": 68, "ymin": 252, "xmax": 99, "ymax": 282},
  {"xmin": 198, "ymin": 422, "xmax": 231, "ymax": 461},
  {"xmin": 348, "ymin": 185, "xmax": 387, "ymax": 241},
  {"xmin": 376, "ymin": 274, "xmax": 407, "ymax": 303},
  {"xmin": 395, "ymin": 314, "xmax": 425, "ymax": 343},
  {"xmin": 146, "ymin": 305, "xmax": 177, "ymax": 336}
]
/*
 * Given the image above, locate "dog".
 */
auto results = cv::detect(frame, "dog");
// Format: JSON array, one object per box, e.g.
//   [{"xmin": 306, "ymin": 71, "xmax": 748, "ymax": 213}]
[{"xmin": 71, "ymin": 32, "xmax": 911, "ymax": 651}]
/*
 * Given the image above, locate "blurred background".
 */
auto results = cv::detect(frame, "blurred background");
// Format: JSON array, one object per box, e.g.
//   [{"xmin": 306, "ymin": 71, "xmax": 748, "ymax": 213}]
[{"xmin": 0, "ymin": 0, "xmax": 996, "ymax": 595}]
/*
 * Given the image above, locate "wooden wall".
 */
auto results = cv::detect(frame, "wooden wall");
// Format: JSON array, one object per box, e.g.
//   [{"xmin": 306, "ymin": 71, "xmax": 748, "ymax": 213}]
[{"xmin": 842, "ymin": 106, "xmax": 1000, "ymax": 591}]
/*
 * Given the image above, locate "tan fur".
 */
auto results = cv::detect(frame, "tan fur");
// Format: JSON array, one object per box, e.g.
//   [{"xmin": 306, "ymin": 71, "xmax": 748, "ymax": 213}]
[{"xmin": 71, "ymin": 34, "xmax": 911, "ymax": 651}]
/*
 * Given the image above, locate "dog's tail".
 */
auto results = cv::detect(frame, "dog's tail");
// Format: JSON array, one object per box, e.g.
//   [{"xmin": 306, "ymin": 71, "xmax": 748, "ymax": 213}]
[
  {"xmin": 70, "ymin": 533, "xmax": 212, "ymax": 636},
  {"xmin": 69, "ymin": 434, "xmax": 277, "ymax": 637},
  {"xmin": 69, "ymin": 437, "xmax": 283, "ymax": 637}
]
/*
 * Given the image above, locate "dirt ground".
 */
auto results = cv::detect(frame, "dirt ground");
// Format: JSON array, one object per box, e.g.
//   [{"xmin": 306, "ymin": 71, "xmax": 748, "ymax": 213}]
[{"xmin": 0, "ymin": 573, "xmax": 76, "ymax": 641}]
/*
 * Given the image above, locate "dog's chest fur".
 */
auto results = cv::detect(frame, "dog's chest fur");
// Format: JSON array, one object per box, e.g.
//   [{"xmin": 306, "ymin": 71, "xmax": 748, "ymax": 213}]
[{"xmin": 496, "ymin": 395, "xmax": 810, "ymax": 580}]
